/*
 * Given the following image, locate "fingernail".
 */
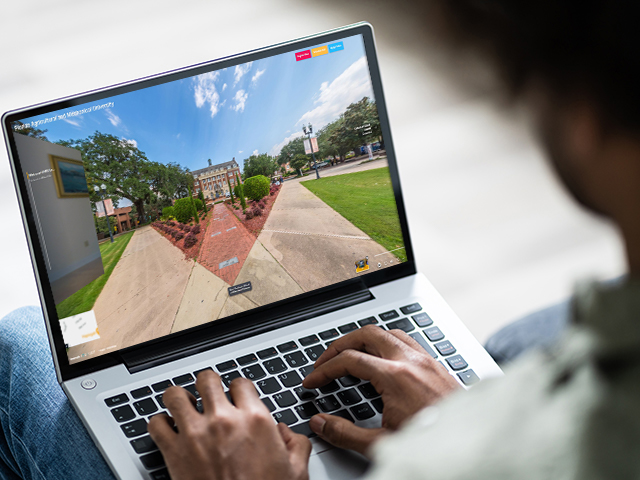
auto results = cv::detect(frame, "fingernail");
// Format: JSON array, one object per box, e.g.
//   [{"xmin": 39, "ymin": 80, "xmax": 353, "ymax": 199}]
[{"xmin": 309, "ymin": 415, "xmax": 326, "ymax": 435}]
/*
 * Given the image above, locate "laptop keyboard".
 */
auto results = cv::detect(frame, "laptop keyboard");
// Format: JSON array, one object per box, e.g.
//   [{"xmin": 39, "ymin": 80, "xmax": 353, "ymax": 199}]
[{"xmin": 103, "ymin": 302, "xmax": 480, "ymax": 479}]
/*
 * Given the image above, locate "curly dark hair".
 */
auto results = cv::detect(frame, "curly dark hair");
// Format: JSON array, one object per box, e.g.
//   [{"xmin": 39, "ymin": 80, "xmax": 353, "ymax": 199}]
[{"xmin": 430, "ymin": 0, "xmax": 640, "ymax": 129}]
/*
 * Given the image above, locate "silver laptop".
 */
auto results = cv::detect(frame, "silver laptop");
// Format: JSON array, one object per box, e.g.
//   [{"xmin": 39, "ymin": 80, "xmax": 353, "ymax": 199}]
[{"xmin": 2, "ymin": 22, "xmax": 502, "ymax": 480}]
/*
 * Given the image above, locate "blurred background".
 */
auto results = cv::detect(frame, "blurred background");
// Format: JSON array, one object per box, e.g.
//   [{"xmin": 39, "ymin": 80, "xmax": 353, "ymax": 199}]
[{"xmin": 0, "ymin": 0, "xmax": 625, "ymax": 343}]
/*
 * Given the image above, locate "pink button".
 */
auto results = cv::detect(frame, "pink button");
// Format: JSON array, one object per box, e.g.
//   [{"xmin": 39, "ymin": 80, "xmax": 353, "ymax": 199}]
[{"xmin": 295, "ymin": 50, "xmax": 311, "ymax": 61}]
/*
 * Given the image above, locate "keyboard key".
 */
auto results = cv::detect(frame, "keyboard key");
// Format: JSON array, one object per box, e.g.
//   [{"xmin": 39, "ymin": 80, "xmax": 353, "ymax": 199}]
[
  {"xmin": 104, "ymin": 393, "xmax": 129, "ymax": 407},
  {"xmin": 291, "ymin": 421, "xmax": 316, "ymax": 438},
  {"xmin": 155, "ymin": 394, "xmax": 166, "ymax": 409},
  {"xmin": 358, "ymin": 382, "xmax": 380, "ymax": 399},
  {"xmin": 371, "ymin": 397, "xmax": 384, "ymax": 414},
  {"xmin": 387, "ymin": 318, "xmax": 415, "ymax": 333},
  {"xmin": 285, "ymin": 351, "xmax": 308, "ymax": 368},
  {"xmin": 446, "ymin": 355, "xmax": 468, "ymax": 371},
  {"xmin": 295, "ymin": 402, "xmax": 319, "ymax": 419},
  {"xmin": 111, "ymin": 405, "xmax": 135, "ymax": 423},
  {"xmin": 262, "ymin": 397, "xmax": 276, "ymax": 412},
  {"xmin": 237, "ymin": 353, "xmax": 258, "ymax": 366},
  {"xmin": 434, "ymin": 340, "xmax": 456, "ymax": 356},
  {"xmin": 273, "ymin": 409, "xmax": 298, "ymax": 426},
  {"xmin": 304, "ymin": 345, "xmax": 325, "ymax": 362},
  {"xmin": 299, "ymin": 366, "xmax": 314, "ymax": 378},
  {"xmin": 172, "ymin": 373, "xmax": 194, "ymax": 386},
  {"xmin": 130, "ymin": 386, "xmax": 152, "ymax": 399},
  {"xmin": 150, "ymin": 469, "xmax": 171, "ymax": 480},
  {"xmin": 151, "ymin": 380, "xmax": 172, "ymax": 393},
  {"xmin": 263, "ymin": 358, "xmax": 287, "ymax": 374},
  {"xmin": 278, "ymin": 371, "xmax": 303, "ymax": 388},
  {"xmin": 277, "ymin": 341, "xmax": 298, "ymax": 353},
  {"xmin": 256, "ymin": 347, "xmax": 278, "ymax": 359},
  {"xmin": 130, "ymin": 435, "xmax": 157, "ymax": 454},
  {"xmin": 317, "ymin": 395, "xmax": 341, "ymax": 412},
  {"xmin": 140, "ymin": 450, "xmax": 165, "ymax": 470},
  {"xmin": 358, "ymin": 317, "xmax": 378, "ymax": 327},
  {"xmin": 221, "ymin": 371, "xmax": 242, "ymax": 387},
  {"xmin": 325, "ymin": 340, "xmax": 336, "ymax": 347},
  {"xmin": 409, "ymin": 332, "xmax": 438, "ymax": 358},
  {"xmin": 121, "ymin": 418, "xmax": 147, "ymax": 438},
  {"xmin": 257, "ymin": 377, "xmax": 281, "ymax": 395},
  {"xmin": 338, "ymin": 323, "xmax": 358, "ymax": 334},
  {"xmin": 319, "ymin": 380, "xmax": 340, "ymax": 394},
  {"xmin": 242, "ymin": 364, "xmax": 266, "ymax": 381},
  {"xmin": 294, "ymin": 387, "xmax": 318, "ymax": 401},
  {"xmin": 457, "ymin": 369, "xmax": 480, "ymax": 386},
  {"xmin": 273, "ymin": 391, "xmax": 297, "ymax": 408},
  {"xmin": 424, "ymin": 326, "xmax": 445, "ymax": 342},
  {"xmin": 379, "ymin": 310, "xmax": 400, "ymax": 321},
  {"xmin": 133, "ymin": 398, "xmax": 158, "ymax": 416},
  {"xmin": 193, "ymin": 367, "xmax": 213, "ymax": 378},
  {"xmin": 400, "ymin": 303, "xmax": 422, "ymax": 315},
  {"xmin": 184, "ymin": 384, "xmax": 200, "ymax": 398},
  {"xmin": 318, "ymin": 329, "xmax": 339, "ymax": 341},
  {"xmin": 412, "ymin": 312, "xmax": 433, "ymax": 328},
  {"xmin": 299, "ymin": 334, "xmax": 320, "ymax": 346},
  {"xmin": 338, "ymin": 375, "xmax": 360, "ymax": 387},
  {"xmin": 337, "ymin": 388, "xmax": 362, "ymax": 406},
  {"xmin": 350, "ymin": 403, "xmax": 375, "ymax": 420},
  {"xmin": 196, "ymin": 399, "xmax": 204, "ymax": 413},
  {"xmin": 332, "ymin": 409, "xmax": 354, "ymax": 422},
  {"xmin": 216, "ymin": 360, "xmax": 238, "ymax": 372}
]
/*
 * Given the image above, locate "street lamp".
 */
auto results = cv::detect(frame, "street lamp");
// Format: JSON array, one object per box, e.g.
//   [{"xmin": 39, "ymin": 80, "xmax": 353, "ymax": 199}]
[
  {"xmin": 302, "ymin": 122, "xmax": 320, "ymax": 180},
  {"xmin": 94, "ymin": 184, "xmax": 114, "ymax": 243}
]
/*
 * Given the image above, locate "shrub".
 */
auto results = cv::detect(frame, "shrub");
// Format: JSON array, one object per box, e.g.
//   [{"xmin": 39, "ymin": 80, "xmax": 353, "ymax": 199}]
[
  {"xmin": 251, "ymin": 206, "xmax": 262, "ymax": 217},
  {"xmin": 191, "ymin": 224, "xmax": 201, "ymax": 235},
  {"xmin": 194, "ymin": 198, "xmax": 204, "ymax": 212},
  {"xmin": 162, "ymin": 206, "xmax": 174, "ymax": 219},
  {"xmin": 173, "ymin": 198, "xmax": 194, "ymax": 224},
  {"xmin": 174, "ymin": 231, "xmax": 185, "ymax": 241},
  {"xmin": 258, "ymin": 200, "xmax": 266, "ymax": 210},
  {"xmin": 183, "ymin": 225, "xmax": 191, "ymax": 233},
  {"xmin": 184, "ymin": 233, "xmax": 198, "ymax": 248},
  {"xmin": 245, "ymin": 209, "xmax": 254, "ymax": 220},
  {"xmin": 243, "ymin": 175, "xmax": 270, "ymax": 201},
  {"xmin": 176, "ymin": 223, "xmax": 185, "ymax": 230},
  {"xmin": 167, "ymin": 220, "xmax": 176, "ymax": 227}
]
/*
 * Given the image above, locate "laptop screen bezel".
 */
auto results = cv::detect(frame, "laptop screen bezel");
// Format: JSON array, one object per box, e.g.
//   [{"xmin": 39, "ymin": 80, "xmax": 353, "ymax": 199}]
[{"xmin": 2, "ymin": 22, "xmax": 417, "ymax": 382}]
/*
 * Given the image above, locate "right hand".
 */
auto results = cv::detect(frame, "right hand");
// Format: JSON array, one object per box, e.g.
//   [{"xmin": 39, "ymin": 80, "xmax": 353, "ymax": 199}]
[{"xmin": 302, "ymin": 325, "xmax": 460, "ymax": 457}]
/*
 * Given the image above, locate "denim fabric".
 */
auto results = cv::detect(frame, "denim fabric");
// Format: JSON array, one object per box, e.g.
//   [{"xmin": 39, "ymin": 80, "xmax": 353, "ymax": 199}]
[{"xmin": 0, "ymin": 306, "xmax": 115, "ymax": 480}]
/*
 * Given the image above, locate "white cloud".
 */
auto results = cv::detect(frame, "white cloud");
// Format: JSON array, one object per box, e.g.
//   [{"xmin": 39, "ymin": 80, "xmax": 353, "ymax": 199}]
[
  {"xmin": 193, "ymin": 71, "xmax": 221, "ymax": 118},
  {"xmin": 297, "ymin": 56, "xmax": 374, "ymax": 130},
  {"xmin": 62, "ymin": 117, "xmax": 80, "ymax": 127},
  {"xmin": 234, "ymin": 62, "xmax": 253, "ymax": 85},
  {"xmin": 252, "ymin": 149, "xmax": 259, "ymax": 156},
  {"xmin": 232, "ymin": 89, "xmax": 248, "ymax": 112},
  {"xmin": 222, "ymin": 83, "xmax": 227, "ymax": 91},
  {"xmin": 176, "ymin": 133, "xmax": 181, "ymax": 139},
  {"xmin": 269, "ymin": 131, "xmax": 304, "ymax": 157},
  {"xmin": 121, "ymin": 138, "xmax": 138, "ymax": 148},
  {"xmin": 251, "ymin": 69, "xmax": 265, "ymax": 86},
  {"xmin": 238, "ymin": 150, "xmax": 243, "ymax": 154},
  {"xmin": 105, "ymin": 109, "xmax": 121, "ymax": 127}
]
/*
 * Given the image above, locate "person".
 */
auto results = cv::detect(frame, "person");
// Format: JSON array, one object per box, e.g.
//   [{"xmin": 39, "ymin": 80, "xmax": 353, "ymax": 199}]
[{"xmin": 2, "ymin": 0, "xmax": 640, "ymax": 478}]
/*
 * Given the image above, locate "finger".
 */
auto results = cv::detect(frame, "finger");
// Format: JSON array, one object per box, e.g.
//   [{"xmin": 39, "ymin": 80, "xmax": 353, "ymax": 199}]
[
  {"xmin": 228, "ymin": 377, "xmax": 262, "ymax": 410},
  {"xmin": 147, "ymin": 413, "xmax": 177, "ymax": 451},
  {"xmin": 314, "ymin": 325, "xmax": 409, "ymax": 368},
  {"xmin": 303, "ymin": 349, "xmax": 389, "ymax": 389},
  {"xmin": 277, "ymin": 423, "xmax": 312, "ymax": 459},
  {"xmin": 162, "ymin": 386, "xmax": 198, "ymax": 429},
  {"xmin": 196, "ymin": 370, "xmax": 231, "ymax": 413},
  {"xmin": 309, "ymin": 414, "xmax": 385, "ymax": 457},
  {"xmin": 386, "ymin": 329, "xmax": 425, "ymax": 353}
]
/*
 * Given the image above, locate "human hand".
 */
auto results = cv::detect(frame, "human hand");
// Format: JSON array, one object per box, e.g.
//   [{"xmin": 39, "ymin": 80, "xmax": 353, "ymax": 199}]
[
  {"xmin": 148, "ymin": 371, "xmax": 311, "ymax": 480},
  {"xmin": 302, "ymin": 325, "xmax": 460, "ymax": 457}
]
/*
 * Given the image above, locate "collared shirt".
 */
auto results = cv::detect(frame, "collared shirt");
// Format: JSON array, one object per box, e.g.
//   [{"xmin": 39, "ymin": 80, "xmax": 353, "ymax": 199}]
[{"xmin": 366, "ymin": 278, "xmax": 640, "ymax": 480}]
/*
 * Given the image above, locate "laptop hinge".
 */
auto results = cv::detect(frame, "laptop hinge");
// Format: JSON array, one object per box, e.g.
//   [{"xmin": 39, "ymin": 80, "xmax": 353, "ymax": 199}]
[{"xmin": 122, "ymin": 284, "xmax": 374, "ymax": 374}]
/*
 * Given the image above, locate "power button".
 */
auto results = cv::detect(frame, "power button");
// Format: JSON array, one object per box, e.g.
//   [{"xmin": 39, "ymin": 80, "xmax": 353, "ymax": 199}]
[{"xmin": 81, "ymin": 379, "xmax": 97, "ymax": 390}]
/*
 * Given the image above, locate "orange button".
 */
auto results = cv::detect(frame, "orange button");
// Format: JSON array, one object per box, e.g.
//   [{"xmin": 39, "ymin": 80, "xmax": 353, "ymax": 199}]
[{"xmin": 311, "ymin": 46, "xmax": 328, "ymax": 57}]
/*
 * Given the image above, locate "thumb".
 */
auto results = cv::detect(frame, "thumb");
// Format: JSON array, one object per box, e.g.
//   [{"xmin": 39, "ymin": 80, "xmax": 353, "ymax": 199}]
[
  {"xmin": 309, "ymin": 414, "xmax": 385, "ymax": 457},
  {"xmin": 277, "ymin": 423, "xmax": 312, "ymax": 477}
]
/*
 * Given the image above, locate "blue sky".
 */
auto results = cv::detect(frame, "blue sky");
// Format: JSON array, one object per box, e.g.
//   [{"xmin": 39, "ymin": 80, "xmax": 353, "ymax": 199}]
[{"xmin": 19, "ymin": 34, "xmax": 374, "ymax": 174}]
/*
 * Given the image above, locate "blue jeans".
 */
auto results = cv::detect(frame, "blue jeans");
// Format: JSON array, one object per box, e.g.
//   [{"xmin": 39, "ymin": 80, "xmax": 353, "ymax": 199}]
[{"xmin": 0, "ymin": 306, "xmax": 115, "ymax": 480}]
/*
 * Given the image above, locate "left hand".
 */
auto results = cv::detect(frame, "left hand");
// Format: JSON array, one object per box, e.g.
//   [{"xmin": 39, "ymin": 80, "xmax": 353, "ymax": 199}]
[{"xmin": 148, "ymin": 370, "xmax": 311, "ymax": 480}]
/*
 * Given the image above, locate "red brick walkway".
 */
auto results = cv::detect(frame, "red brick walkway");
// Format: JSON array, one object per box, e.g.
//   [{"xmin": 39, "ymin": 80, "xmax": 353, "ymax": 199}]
[{"xmin": 198, "ymin": 203, "xmax": 256, "ymax": 285}]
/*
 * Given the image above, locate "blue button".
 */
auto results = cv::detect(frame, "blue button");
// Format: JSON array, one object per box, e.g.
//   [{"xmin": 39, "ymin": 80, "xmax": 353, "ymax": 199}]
[{"xmin": 328, "ymin": 41, "xmax": 344, "ymax": 53}]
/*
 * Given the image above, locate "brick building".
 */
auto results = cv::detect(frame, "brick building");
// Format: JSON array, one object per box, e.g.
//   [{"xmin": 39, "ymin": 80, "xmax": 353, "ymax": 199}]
[{"xmin": 192, "ymin": 158, "xmax": 242, "ymax": 201}]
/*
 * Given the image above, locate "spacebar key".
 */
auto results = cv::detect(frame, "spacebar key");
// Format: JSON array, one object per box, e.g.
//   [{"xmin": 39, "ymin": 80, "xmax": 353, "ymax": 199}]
[{"xmin": 409, "ymin": 332, "xmax": 437, "ymax": 358}]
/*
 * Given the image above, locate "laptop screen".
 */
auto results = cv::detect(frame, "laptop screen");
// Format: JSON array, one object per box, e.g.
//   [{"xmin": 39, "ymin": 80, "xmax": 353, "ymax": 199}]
[{"xmin": 7, "ymin": 32, "xmax": 407, "ymax": 365}]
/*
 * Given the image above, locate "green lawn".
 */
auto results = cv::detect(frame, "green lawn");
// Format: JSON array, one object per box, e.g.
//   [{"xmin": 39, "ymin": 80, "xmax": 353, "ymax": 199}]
[
  {"xmin": 55, "ymin": 231, "xmax": 134, "ymax": 319},
  {"xmin": 301, "ymin": 167, "xmax": 406, "ymax": 262}
]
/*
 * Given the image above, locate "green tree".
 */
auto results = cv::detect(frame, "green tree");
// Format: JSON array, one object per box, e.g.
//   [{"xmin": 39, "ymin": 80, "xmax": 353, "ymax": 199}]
[
  {"xmin": 188, "ymin": 186, "xmax": 199, "ymax": 224},
  {"xmin": 236, "ymin": 173, "xmax": 247, "ymax": 211},
  {"xmin": 198, "ymin": 189, "xmax": 207, "ymax": 212},
  {"xmin": 290, "ymin": 154, "xmax": 310, "ymax": 176},
  {"xmin": 227, "ymin": 177, "xmax": 235, "ymax": 203},
  {"xmin": 11, "ymin": 121, "xmax": 49, "ymax": 141},
  {"xmin": 162, "ymin": 206, "xmax": 174, "ymax": 219},
  {"xmin": 243, "ymin": 153, "xmax": 277, "ymax": 179},
  {"xmin": 343, "ymin": 97, "xmax": 382, "ymax": 147},
  {"xmin": 277, "ymin": 137, "xmax": 305, "ymax": 167},
  {"xmin": 325, "ymin": 116, "xmax": 359, "ymax": 162},
  {"xmin": 173, "ymin": 198, "xmax": 194, "ymax": 224}
]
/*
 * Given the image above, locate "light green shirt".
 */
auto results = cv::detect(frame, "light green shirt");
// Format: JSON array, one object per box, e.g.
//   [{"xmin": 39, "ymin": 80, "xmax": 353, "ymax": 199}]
[{"xmin": 367, "ymin": 278, "xmax": 640, "ymax": 479}]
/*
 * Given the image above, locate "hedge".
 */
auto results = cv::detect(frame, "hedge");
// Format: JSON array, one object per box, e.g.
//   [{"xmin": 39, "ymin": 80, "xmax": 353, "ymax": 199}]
[
  {"xmin": 243, "ymin": 175, "xmax": 270, "ymax": 201},
  {"xmin": 173, "ymin": 198, "xmax": 194, "ymax": 224}
]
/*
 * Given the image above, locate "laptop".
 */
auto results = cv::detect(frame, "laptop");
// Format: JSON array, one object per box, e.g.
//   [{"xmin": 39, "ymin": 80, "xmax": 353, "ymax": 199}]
[{"xmin": 2, "ymin": 22, "xmax": 502, "ymax": 480}]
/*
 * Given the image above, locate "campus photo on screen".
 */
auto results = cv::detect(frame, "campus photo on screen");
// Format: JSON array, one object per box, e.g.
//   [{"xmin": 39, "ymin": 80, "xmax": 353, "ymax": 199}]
[{"xmin": 12, "ymin": 34, "xmax": 406, "ymax": 364}]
